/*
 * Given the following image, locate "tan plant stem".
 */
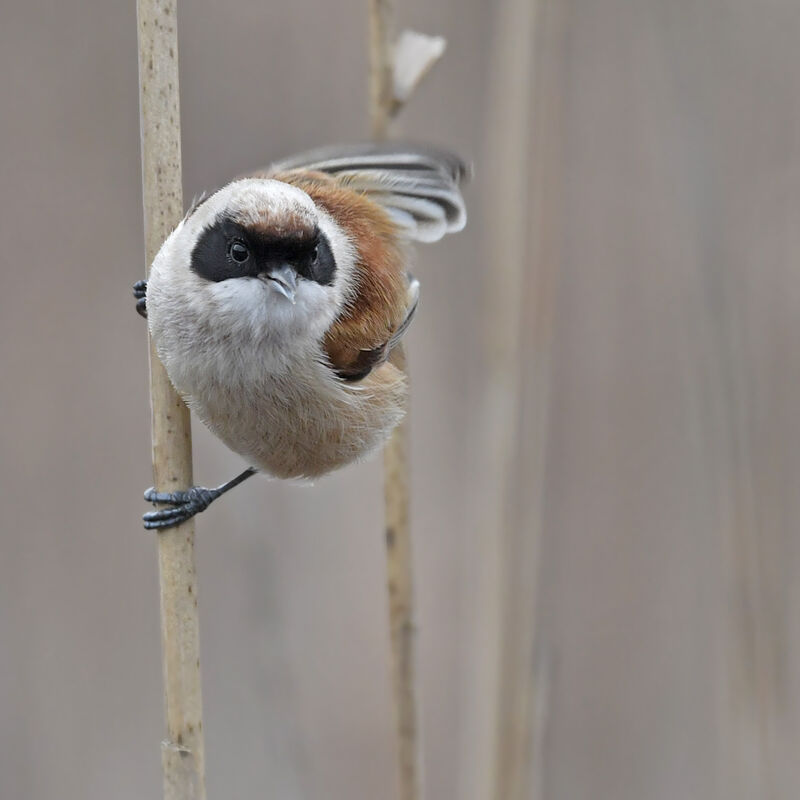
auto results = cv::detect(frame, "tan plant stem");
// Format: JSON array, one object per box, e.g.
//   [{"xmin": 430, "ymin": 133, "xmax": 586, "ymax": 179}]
[
  {"xmin": 136, "ymin": 2, "xmax": 206, "ymax": 798},
  {"xmin": 369, "ymin": 0, "xmax": 395, "ymax": 139},
  {"xmin": 383, "ymin": 344, "xmax": 420, "ymax": 800},
  {"xmin": 473, "ymin": 2, "xmax": 561, "ymax": 799},
  {"xmin": 368, "ymin": 2, "xmax": 421, "ymax": 798}
]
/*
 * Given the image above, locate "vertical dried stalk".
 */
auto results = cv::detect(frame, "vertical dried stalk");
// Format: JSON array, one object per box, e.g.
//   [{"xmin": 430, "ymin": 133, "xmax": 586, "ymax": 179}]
[
  {"xmin": 689, "ymin": 207, "xmax": 776, "ymax": 800},
  {"xmin": 369, "ymin": 2, "xmax": 421, "ymax": 799},
  {"xmin": 137, "ymin": 2, "xmax": 206, "ymax": 798},
  {"xmin": 462, "ymin": 1, "xmax": 560, "ymax": 800},
  {"xmin": 383, "ymin": 355, "xmax": 419, "ymax": 800},
  {"xmin": 369, "ymin": 0, "xmax": 395, "ymax": 140},
  {"xmin": 492, "ymin": 4, "xmax": 562, "ymax": 799}
]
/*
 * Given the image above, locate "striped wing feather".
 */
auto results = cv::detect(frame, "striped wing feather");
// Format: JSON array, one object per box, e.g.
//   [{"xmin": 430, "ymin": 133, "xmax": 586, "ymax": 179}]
[{"xmin": 270, "ymin": 143, "xmax": 468, "ymax": 243}]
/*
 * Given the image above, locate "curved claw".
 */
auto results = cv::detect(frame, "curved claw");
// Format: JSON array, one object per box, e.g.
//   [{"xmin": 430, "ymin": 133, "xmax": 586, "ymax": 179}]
[
  {"xmin": 143, "ymin": 506, "xmax": 195, "ymax": 530},
  {"xmin": 133, "ymin": 280, "xmax": 147, "ymax": 318},
  {"xmin": 144, "ymin": 505, "xmax": 190, "ymax": 523},
  {"xmin": 142, "ymin": 486, "xmax": 220, "ymax": 530},
  {"xmin": 144, "ymin": 487, "xmax": 190, "ymax": 504},
  {"xmin": 144, "ymin": 512, "xmax": 193, "ymax": 531}
]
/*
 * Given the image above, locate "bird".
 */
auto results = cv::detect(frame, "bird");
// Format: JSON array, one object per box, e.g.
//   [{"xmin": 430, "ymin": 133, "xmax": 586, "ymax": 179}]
[{"xmin": 134, "ymin": 143, "xmax": 468, "ymax": 529}]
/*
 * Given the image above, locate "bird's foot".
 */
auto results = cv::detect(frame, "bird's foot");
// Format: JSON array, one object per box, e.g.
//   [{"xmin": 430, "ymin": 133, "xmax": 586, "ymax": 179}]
[
  {"xmin": 143, "ymin": 485, "xmax": 221, "ymax": 530},
  {"xmin": 141, "ymin": 468, "xmax": 257, "ymax": 530},
  {"xmin": 133, "ymin": 280, "xmax": 147, "ymax": 318}
]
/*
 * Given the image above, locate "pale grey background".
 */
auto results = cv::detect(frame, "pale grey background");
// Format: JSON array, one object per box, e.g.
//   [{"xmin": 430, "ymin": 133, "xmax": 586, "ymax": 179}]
[{"xmin": 1, "ymin": 1, "xmax": 799, "ymax": 799}]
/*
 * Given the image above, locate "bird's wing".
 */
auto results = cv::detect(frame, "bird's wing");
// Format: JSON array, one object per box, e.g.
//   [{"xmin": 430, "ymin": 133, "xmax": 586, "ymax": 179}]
[
  {"xmin": 269, "ymin": 143, "xmax": 468, "ymax": 243},
  {"xmin": 324, "ymin": 276, "xmax": 420, "ymax": 382}
]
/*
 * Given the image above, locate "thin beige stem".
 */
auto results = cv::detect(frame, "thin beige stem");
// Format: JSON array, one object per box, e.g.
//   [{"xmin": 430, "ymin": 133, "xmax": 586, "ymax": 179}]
[
  {"xmin": 369, "ymin": 1, "xmax": 421, "ymax": 798},
  {"xmin": 492, "ymin": 2, "xmax": 564, "ymax": 799},
  {"xmin": 369, "ymin": 0, "xmax": 395, "ymax": 140},
  {"xmin": 383, "ymin": 345, "xmax": 420, "ymax": 800},
  {"xmin": 460, "ymin": 2, "xmax": 562, "ymax": 800},
  {"xmin": 136, "ymin": 2, "xmax": 206, "ymax": 798}
]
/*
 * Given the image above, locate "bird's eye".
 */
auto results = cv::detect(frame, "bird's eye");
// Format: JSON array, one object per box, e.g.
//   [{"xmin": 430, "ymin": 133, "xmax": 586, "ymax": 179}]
[
  {"xmin": 310, "ymin": 246, "xmax": 319, "ymax": 265},
  {"xmin": 229, "ymin": 241, "xmax": 250, "ymax": 263}
]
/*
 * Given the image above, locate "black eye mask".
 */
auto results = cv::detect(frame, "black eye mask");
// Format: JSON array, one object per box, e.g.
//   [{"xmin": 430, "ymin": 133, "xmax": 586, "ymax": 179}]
[{"xmin": 190, "ymin": 215, "xmax": 336, "ymax": 286}]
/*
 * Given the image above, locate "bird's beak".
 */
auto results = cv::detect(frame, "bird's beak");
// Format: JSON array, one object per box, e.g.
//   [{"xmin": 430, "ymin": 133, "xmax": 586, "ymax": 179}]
[{"xmin": 261, "ymin": 264, "xmax": 297, "ymax": 304}]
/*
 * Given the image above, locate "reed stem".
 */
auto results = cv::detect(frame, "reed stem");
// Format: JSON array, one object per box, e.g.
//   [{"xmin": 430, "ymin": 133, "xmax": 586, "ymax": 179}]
[
  {"xmin": 136, "ymin": 2, "xmax": 206, "ymax": 797},
  {"xmin": 369, "ymin": 2, "xmax": 421, "ymax": 797}
]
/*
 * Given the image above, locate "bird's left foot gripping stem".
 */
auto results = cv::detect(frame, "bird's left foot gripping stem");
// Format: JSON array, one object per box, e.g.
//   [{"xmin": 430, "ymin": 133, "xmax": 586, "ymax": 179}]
[
  {"xmin": 143, "ymin": 467, "xmax": 258, "ymax": 530},
  {"xmin": 133, "ymin": 280, "xmax": 147, "ymax": 318}
]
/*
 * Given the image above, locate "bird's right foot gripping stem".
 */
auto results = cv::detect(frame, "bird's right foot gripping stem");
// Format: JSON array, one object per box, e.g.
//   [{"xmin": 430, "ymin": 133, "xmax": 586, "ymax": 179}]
[{"xmin": 142, "ymin": 467, "xmax": 258, "ymax": 530}]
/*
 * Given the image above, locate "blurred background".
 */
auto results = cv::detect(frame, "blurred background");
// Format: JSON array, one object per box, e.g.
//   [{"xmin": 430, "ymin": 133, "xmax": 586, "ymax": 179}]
[{"xmin": 2, "ymin": 0, "xmax": 800, "ymax": 798}]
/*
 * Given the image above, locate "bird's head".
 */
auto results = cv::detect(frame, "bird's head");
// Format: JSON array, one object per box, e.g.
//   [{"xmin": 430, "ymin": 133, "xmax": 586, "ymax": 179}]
[{"xmin": 147, "ymin": 178, "xmax": 356, "ymax": 349}]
